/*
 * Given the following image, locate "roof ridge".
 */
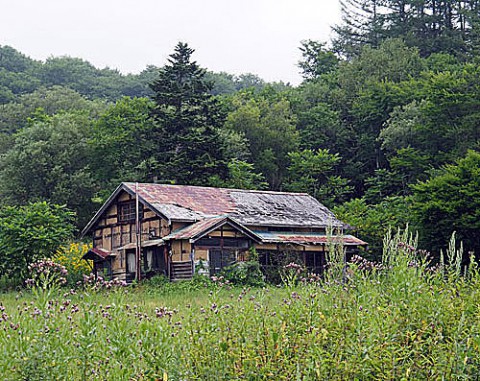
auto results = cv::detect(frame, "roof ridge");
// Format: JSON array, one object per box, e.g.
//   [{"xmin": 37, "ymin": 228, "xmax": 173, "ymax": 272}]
[{"xmin": 123, "ymin": 182, "xmax": 310, "ymax": 196}]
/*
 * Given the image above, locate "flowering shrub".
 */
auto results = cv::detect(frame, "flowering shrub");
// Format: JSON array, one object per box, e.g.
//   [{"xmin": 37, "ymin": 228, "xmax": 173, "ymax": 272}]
[
  {"xmin": 25, "ymin": 260, "xmax": 68, "ymax": 307},
  {"xmin": 350, "ymin": 254, "xmax": 386, "ymax": 271},
  {"xmin": 300, "ymin": 272, "xmax": 322, "ymax": 285},
  {"xmin": 53, "ymin": 242, "xmax": 92, "ymax": 284}
]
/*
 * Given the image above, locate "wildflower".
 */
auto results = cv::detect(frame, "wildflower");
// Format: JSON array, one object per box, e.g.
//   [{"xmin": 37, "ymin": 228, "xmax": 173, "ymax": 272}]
[
  {"xmin": 284, "ymin": 262, "xmax": 304, "ymax": 274},
  {"xmin": 155, "ymin": 307, "xmax": 174, "ymax": 318},
  {"xmin": 291, "ymin": 291, "xmax": 300, "ymax": 300}
]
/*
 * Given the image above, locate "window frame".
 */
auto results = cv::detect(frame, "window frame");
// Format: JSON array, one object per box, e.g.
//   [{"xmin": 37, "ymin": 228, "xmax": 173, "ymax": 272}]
[{"xmin": 118, "ymin": 200, "xmax": 143, "ymax": 223}]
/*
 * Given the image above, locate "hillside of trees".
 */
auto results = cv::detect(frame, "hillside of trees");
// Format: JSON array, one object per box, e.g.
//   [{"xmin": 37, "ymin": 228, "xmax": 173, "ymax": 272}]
[{"xmin": 0, "ymin": 0, "xmax": 479, "ymax": 263}]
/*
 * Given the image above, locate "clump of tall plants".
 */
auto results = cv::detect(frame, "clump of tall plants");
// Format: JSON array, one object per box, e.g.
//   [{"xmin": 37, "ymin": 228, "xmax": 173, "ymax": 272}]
[
  {"xmin": 24, "ymin": 259, "xmax": 68, "ymax": 307},
  {"xmin": 1, "ymin": 229, "xmax": 479, "ymax": 379}
]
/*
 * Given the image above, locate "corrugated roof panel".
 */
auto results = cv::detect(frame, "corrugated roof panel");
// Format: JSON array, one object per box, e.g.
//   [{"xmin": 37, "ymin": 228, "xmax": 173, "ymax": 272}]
[{"xmin": 255, "ymin": 231, "xmax": 367, "ymax": 246}]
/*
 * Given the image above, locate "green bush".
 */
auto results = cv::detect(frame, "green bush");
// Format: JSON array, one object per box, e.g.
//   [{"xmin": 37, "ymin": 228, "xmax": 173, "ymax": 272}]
[{"xmin": 220, "ymin": 261, "xmax": 265, "ymax": 287}]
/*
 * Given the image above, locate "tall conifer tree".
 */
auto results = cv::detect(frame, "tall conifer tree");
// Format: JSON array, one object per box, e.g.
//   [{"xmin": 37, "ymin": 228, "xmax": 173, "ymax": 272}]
[
  {"xmin": 149, "ymin": 42, "xmax": 227, "ymax": 185},
  {"xmin": 334, "ymin": 0, "xmax": 480, "ymax": 58}
]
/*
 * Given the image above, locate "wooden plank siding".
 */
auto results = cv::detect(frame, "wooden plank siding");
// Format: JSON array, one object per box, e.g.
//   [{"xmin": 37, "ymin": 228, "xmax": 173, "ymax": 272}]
[{"xmin": 91, "ymin": 190, "xmax": 169, "ymax": 281}]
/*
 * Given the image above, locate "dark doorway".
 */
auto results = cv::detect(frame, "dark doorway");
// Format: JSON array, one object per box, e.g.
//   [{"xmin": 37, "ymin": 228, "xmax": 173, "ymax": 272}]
[
  {"xmin": 143, "ymin": 247, "xmax": 166, "ymax": 278},
  {"xmin": 209, "ymin": 249, "xmax": 236, "ymax": 276},
  {"xmin": 126, "ymin": 249, "xmax": 136, "ymax": 282}
]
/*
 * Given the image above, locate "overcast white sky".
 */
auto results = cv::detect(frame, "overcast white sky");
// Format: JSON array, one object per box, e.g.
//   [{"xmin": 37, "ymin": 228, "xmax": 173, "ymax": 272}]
[{"xmin": 0, "ymin": 0, "xmax": 341, "ymax": 85}]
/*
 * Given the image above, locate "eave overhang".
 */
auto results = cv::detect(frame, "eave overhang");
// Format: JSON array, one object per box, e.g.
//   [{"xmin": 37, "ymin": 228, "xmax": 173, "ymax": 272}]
[{"xmin": 164, "ymin": 216, "xmax": 262, "ymax": 244}]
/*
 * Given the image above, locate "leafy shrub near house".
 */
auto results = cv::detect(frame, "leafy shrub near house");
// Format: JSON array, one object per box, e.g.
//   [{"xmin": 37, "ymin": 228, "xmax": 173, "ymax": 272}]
[
  {"xmin": 0, "ymin": 202, "xmax": 75, "ymax": 284},
  {"xmin": 52, "ymin": 242, "xmax": 92, "ymax": 285},
  {"xmin": 220, "ymin": 261, "xmax": 265, "ymax": 287}
]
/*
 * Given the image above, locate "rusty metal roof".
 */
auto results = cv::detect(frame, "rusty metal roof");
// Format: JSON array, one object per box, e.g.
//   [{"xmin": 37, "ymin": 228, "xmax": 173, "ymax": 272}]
[
  {"xmin": 164, "ymin": 216, "xmax": 262, "ymax": 243},
  {"xmin": 255, "ymin": 231, "xmax": 368, "ymax": 246},
  {"xmin": 82, "ymin": 247, "xmax": 113, "ymax": 261},
  {"xmin": 82, "ymin": 182, "xmax": 346, "ymax": 237},
  {"xmin": 130, "ymin": 183, "xmax": 236, "ymax": 221},
  {"xmin": 125, "ymin": 182, "xmax": 343, "ymax": 228}
]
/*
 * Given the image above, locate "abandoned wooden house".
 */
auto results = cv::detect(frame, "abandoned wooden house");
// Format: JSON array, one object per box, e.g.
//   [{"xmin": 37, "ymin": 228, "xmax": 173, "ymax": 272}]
[{"xmin": 81, "ymin": 182, "xmax": 367, "ymax": 282}]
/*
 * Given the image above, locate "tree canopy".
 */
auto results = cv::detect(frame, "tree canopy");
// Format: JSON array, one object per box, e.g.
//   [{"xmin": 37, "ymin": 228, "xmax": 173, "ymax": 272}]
[{"xmin": 1, "ymin": 19, "xmax": 480, "ymax": 261}]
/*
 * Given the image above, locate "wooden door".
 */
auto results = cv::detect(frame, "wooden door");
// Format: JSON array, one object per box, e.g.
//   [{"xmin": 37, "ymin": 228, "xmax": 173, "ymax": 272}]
[{"xmin": 209, "ymin": 249, "xmax": 236, "ymax": 276}]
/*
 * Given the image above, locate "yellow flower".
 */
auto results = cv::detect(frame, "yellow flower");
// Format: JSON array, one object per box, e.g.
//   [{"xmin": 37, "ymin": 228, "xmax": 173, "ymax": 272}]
[{"xmin": 52, "ymin": 242, "xmax": 93, "ymax": 275}]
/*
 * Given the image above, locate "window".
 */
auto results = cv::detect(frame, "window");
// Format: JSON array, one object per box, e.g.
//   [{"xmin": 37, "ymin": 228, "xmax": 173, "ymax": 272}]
[
  {"xmin": 127, "ymin": 251, "xmax": 136, "ymax": 274},
  {"xmin": 118, "ymin": 201, "xmax": 143, "ymax": 223},
  {"xmin": 145, "ymin": 249, "xmax": 153, "ymax": 271},
  {"xmin": 98, "ymin": 260, "xmax": 112, "ymax": 279}
]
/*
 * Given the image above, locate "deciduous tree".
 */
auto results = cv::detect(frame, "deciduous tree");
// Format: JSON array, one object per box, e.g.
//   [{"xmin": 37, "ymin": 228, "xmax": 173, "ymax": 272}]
[
  {"xmin": 412, "ymin": 150, "xmax": 480, "ymax": 257},
  {"xmin": 0, "ymin": 202, "xmax": 74, "ymax": 280}
]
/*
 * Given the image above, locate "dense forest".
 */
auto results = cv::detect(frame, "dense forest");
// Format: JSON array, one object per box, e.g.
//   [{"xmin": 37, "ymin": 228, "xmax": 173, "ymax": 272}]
[{"xmin": 0, "ymin": 0, "xmax": 479, "ymax": 263}]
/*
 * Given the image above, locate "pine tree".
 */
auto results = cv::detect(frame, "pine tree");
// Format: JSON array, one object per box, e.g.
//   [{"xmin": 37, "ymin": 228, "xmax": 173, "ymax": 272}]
[
  {"xmin": 149, "ymin": 42, "xmax": 228, "ymax": 185},
  {"xmin": 332, "ymin": 0, "xmax": 385, "ymax": 57},
  {"xmin": 333, "ymin": 0, "xmax": 480, "ymax": 58}
]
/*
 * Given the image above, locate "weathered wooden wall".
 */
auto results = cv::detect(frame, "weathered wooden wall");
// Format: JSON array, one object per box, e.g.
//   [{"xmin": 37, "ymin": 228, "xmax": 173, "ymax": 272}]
[{"xmin": 93, "ymin": 192, "xmax": 166, "ymax": 252}]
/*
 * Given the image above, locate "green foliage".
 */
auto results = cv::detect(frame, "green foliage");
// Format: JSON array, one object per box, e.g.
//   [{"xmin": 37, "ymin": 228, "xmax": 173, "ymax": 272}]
[
  {"xmin": 220, "ymin": 261, "xmax": 265, "ymax": 287},
  {"xmin": 334, "ymin": 196, "xmax": 412, "ymax": 259},
  {"xmin": 212, "ymin": 159, "xmax": 268, "ymax": 190},
  {"xmin": 285, "ymin": 149, "xmax": 352, "ymax": 206},
  {"xmin": 0, "ymin": 86, "xmax": 105, "ymax": 135},
  {"xmin": 206, "ymin": 71, "xmax": 284, "ymax": 95},
  {"xmin": 412, "ymin": 150, "xmax": 480, "ymax": 257},
  {"xmin": 0, "ymin": 202, "xmax": 74, "ymax": 281},
  {"xmin": 298, "ymin": 40, "xmax": 339, "ymax": 80},
  {"xmin": 0, "ymin": 45, "xmax": 42, "ymax": 102},
  {"xmin": 140, "ymin": 274, "xmax": 213, "ymax": 296},
  {"xmin": 0, "ymin": 45, "xmax": 154, "ymax": 102},
  {"xmin": 292, "ymin": 95, "xmax": 348, "ymax": 153},
  {"xmin": 379, "ymin": 65, "xmax": 480, "ymax": 167},
  {"xmin": 224, "ymin": 89, "xmax": 299, "ymax": 189},
  {"xmin": 89, "ymin": 97, "xmax": 156, "ymax": 199},
  {"xmin": 0, "ymin": 111, "xmax": 97, "ymax": 226},
  {"xmin": 149, "ymin": 42, "xmax": 228, "ymax": 185},
  {"xmin": 379, "ymin": 100, "xmax": 428, "ymax": 155},
  {"xmin": 333, "ymin": 0, "xmax": 480, "ymax": 58},
  {"xmin": 141, "ymin": 274, "xmax": 170, "ymax": 288}
]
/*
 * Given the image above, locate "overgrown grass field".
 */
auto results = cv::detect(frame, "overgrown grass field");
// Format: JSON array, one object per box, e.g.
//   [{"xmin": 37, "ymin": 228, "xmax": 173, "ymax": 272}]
[{"xmin": 1, "ymin": 231, "xmax": 480, "ymax": 380}]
